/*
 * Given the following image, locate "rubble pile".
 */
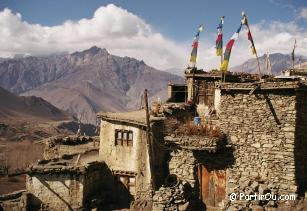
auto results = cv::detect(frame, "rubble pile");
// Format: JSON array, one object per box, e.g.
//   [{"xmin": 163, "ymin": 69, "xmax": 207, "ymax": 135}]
[
  {"xmin": 152, "ymin": 180, "xmax": 192, "ymax": 211},
  {"xmin": 151, "ymin": 102, "xmax": 191, "ymax": 117},
  {"xmin": 225, "ymin": 179, "xmax": 276, "ymax": 210},
  {"xmin": 224, "ymin": 179, "xmax": 306, "ymax": 211}
]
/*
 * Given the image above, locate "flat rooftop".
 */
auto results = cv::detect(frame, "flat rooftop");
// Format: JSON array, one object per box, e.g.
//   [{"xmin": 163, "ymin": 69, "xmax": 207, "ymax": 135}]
[
  {"xmin": 97, "ymin": 110, "xmax": 147, "ymax": 127},
  {"xmin": 97, "ymin": 110, "xmax": 165, "ymax": 127},
  {"xmin": 28, "ymin": 159, "xmax": 105, "ymax": 175},
  {"xmin": 217, "ymin": 81, "xmax": 307, "ymax": 91}
]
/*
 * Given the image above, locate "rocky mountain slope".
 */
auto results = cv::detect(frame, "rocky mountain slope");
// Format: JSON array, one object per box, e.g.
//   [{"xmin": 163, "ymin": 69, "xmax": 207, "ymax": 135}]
[
  {"xmin": 0, "ymin": 47, "xmax": 184, "ymax": 124},
  {"xmin": 230, "ymin": 53, "xmax": 307, "ymax": 75},
  {"xmin": 0, "ymin": 86, "xmax": 70, "ymax": 121}
]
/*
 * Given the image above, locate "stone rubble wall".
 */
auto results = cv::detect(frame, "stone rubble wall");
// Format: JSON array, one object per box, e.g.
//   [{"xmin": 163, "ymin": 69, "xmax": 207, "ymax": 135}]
[
  {"xmin": 152, "ymin": 181, "xmax": 191, "ymax": 211},
  {"xmin": 218, "ymin": 91, "xmax": 302, "ymax": 210},
  {"xmin": 218, "ymin": 81, "xmax": 304, "ymax": 90},
  {"xmin": 164, "ymin": 135, "xmax": 224, "ymax": 152},
  {"xmin": 168, "ymin": 150, "xmax": 196, "ymax": 188}
]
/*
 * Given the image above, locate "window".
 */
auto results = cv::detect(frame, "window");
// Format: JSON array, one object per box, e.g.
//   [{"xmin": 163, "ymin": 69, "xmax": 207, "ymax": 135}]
[
  {"xmin": 117, "ymin": 175, "xmax": 136, "ymax": 196},
  {"xmin": 115, "ymin": 129, "xmax": 133, "ymax": 146},
  {"xmin": 127, "ymin": 131, "xmax": 133, "ymax": 146},
  {"xmin": 197, "ymin": 81, "xmax": 215, "ymax": 106}
]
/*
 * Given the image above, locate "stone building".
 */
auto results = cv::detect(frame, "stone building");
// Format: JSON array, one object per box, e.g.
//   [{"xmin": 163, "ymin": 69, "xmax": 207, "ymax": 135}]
[
  {"xmin": 2, "ymin": 69, "xmax": 306, "ymax": 211},
  {"xmin": 26, "ymin": 159, "xmax": 111, "ymax": 210},
  {"xmin": 216, "ymin": 81, "xmax": 307, "ymax": 210},
  {"xmin": 95, "ymin": 69, "xmax": 307, "ymax": 210},
  {"xmin": 281, "ymin": 68, "xmax": 307, "ymax": 79},
  {"xmin": 0, "ymin": 158, "xmax": 116, "ymax": 211},
  {"xmin": 97, "ymin": 110, "xmax": 166, "ymax": 208}
]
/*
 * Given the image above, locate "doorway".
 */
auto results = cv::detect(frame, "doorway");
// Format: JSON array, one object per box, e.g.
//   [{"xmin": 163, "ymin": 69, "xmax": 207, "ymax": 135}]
[{"xmin": 198, "ymin": 164, "xmax": 226, "ymax": 208}]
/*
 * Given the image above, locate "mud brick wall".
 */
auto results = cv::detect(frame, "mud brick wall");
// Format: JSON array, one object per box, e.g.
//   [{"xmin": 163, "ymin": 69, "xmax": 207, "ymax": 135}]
[
  {"xmin": 218, "ymin": 89, "xmax": 307, "ymax": 208},
  {"xmin": 26, "ymin": 163, "xmax": 110, "ymax": 210},
  {"xmin": 0, "ymin": 191, "xmax": 30, "ymax": 211},
  {"xmin": 99, "ymin": 120, "xmax": 153, "ymax": 201},
  {"xmin": 26, "ymin": 173, "xmax": 85, "ymax": 210}
]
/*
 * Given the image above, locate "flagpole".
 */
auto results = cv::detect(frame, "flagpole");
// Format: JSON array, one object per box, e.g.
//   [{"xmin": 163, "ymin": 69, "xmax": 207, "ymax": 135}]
[
  {"xmin": 242, "ymin": 12, "xmax": 261, "ymax": 78},
  {"xmin": 218, "ymin": 16, "xmax": 225, "ymax": 83},
  {"xmin": 292, "ymin": 39, "xmax": 296, "ymax": 70},
  {"xmin": 188, "ymin": 24, "xmax": 203, "ymax": 102},
  {"xmin": 246, "ymin": 23, "xmax": 261, "ymax": 77},
  {"xmin": 256, "ymin": 55, "xmax": 261, "ymax": 77},
  {"xmin": 221, "ymin": 51, "xmax": 223, "ymax": 83}
]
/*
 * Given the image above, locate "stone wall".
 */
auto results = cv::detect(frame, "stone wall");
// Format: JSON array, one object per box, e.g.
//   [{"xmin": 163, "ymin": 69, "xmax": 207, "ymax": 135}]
[
  {"xmin": 218, "ymin": 88, "xmax": 307, "ymax": 209},
  {"xmin": 164, "ymin": 135, "xmax": 225, "ymax": 152},
  {"xmin": 168, "ymin": 149, "xmax": 196, "ymax": 188},
  {"xmin": 153, "ymin": 148, "xmax": 202, "ymax": 211}
]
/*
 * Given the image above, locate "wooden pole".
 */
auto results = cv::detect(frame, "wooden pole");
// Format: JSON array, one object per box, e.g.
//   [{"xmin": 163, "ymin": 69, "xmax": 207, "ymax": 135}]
[
  {"xmin": 221, "ymin": 52, "xmax": 223, "ymax": 82},
  {"xmin": 255, "ymin": 54, "xmax": 262, "ymax": 77},
  {"xmin": 192, "ymin": 67, "xmax": 196, "ymax": 101},
  {"xmin": 144, "ymin": 89, "xmax": 151, "ymax": 142},
  {"xmin": 292, "ymin": 39, "xmax": 296, "ymax": 70},
  {"xmin": 144, "ymin": 89, "xmax": 155, "ymax": 190},
  {"xmin": 75, "ymin": 154, "xmax": 81, "ymax": 165},
  {"xmin": 219, "ymin": 16, "xmax": 224, "ymax": 83},
  {"xmin": 6, "ymin": 144, "xmax": 8, "ymax": 176}
]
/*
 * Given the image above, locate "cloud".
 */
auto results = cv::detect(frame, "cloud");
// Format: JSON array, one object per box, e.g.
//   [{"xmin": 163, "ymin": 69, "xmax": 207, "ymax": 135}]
[
  {"xmin": 0, "ymin": 4, "xmax": 306, "ymax": 72},
  {"xmin": 0, "ymin": 4, "xmax": 186, "ymax": 70},
  {"xmin": 299, "ymin": 7, "xmax": 307, "ymax": 20}
]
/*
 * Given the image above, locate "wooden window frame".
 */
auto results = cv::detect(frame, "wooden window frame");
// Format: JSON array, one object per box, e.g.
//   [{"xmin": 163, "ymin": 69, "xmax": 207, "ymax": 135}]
[{"xmin": 115, "ymin": 129, "xmax": 133, "ymax": 146}]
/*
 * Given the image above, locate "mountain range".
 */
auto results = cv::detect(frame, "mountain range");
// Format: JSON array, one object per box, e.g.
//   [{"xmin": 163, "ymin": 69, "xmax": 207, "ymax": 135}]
[
  {"xmin": 0, "ymin": 47, "xmax": 184, "ymax": 124},
  {"xmin": 230, "ymin": 53, "xmax": 307, "ymax": 75},
  {"xmin": 1, "ymin": 48, "xmax": 306, "ymax": 124}
]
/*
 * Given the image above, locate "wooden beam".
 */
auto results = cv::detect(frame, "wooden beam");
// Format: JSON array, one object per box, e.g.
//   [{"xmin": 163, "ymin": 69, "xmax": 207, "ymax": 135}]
[{"xmin": 144, "ymin": 89, "xmax": 156, "ymax": 190}]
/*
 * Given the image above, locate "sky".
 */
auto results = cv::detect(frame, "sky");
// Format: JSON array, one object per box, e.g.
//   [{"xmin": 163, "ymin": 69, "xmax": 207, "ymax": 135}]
[{"xmin": 0, "ymin": 0, "xmax": 306, "ymax": 72}]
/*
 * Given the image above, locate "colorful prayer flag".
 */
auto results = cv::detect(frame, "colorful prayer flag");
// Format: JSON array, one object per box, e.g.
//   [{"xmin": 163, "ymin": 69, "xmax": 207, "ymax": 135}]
[
  {"xmin": 220, "ymin": 24, "xmax": 242, "ymax": 72},
  {"xmin": 247, "ymin": 29, "xmax": 257, "ymax": 55},
  {"xmin": 216, "ymin": 16, "xmax": 224, "ymax": 56},
  {"xmin": 189, "ymin": 25, "xmax": 204, "ymax": 67},
  {"xmin": 242, "ymin": 13, "xmax": 257, "ymax": 55}
]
